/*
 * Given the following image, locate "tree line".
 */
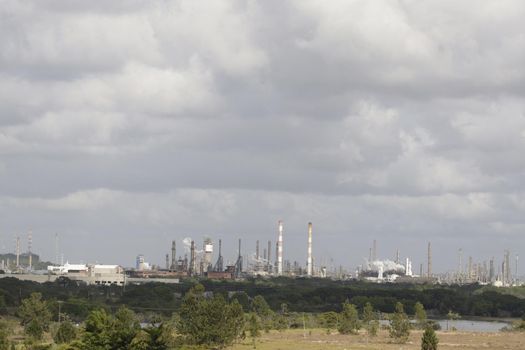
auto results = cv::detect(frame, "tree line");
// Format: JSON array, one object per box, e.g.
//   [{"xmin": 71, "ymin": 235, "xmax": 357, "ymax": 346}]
[
  {"xmin": 0, "ymin": 285, "xmax": 443, "ymax": 349},
  {"xmin": 1, "ymin": 277, "xmax": 525, "ymax": 318}
]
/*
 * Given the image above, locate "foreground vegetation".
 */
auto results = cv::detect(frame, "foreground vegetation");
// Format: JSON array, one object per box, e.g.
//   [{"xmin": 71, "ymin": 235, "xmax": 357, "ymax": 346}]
[
  {"xmin": 1, "ymin": 276, "xmax": 525, "ymax": 319},
  {"xmin": 0, "ymin": 277, "xmax": 525, "ymax": 348}
]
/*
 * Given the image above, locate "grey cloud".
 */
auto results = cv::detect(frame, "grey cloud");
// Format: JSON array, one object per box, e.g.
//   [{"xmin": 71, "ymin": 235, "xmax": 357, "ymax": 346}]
[{"xmin": 1, "ymin": 1, "xmax": 525, "ymax": 270}]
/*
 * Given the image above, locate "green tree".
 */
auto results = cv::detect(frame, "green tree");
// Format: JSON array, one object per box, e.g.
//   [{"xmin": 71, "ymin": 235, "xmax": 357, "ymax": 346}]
[
  {"xmin": 81, "ymin": 307, "xmax": 140, "ymax": 350},
  {"xmin": 446, "ymin": 311, "xmax": 460, "ymax": 331},
  {"xmin": 252, "ymin": 295, "xmax": 273, "ymax": 332},
  {"xmin": 130, "ymin": 323, "xmax": 174, "ymax": 350},
  {"xmin": 362, "ymin": 302, "xmax": 379, "ymax": 338},
  {"xmin": 18, "ymin": 292, "xmax": 52, "ymax": 340},
  {"xmin": 338, "ymin": 301, "xmax": 361, "ymax": 335},
  {"xmin": 111, "ymin": 307, "xmax": 140, "ymax": 349},
  {"xmin": 319, "ymin": 312, "xmax": 339, "ymax": 334},
  {"xmin": 81, "ymin": 309, "xmax": 113, "ymax": 350},
  {"xmin": 421, "ymin": 326, "xmax": 439, "ymax": 350},
  {"xmin": 389, "ymin": 302, "xmax": 410, "ymax": 343},
  {"xmin": 273, "ymin": 303, "xmax": 289, "ymax": 332},
  {"xmin": 53, "ymin": 318, "xmax": 77, "ymax": 344},
  {"xmin": 247, "ymin": 313, "xmax": 261, "ymax": 349},
  {"xmin": 177, "ymin": 284, "xmax": 245, "ymax": 348},
  {"xmin": 415, "ymin": 302, "xmax": 427, "ymax": 329}
]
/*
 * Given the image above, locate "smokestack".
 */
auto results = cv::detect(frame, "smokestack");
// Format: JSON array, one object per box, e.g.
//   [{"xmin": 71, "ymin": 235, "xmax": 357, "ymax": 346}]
[
  {"xmin": 307, "ymin": 222, "xmax": 313, "ymax": 277},
  {"xmin": 468, "ymin": 256, "xmax": 473, "ymax": 279},
  {"xmin": 171, "ymin": 240, "xmax": 176, "ymax": 270},
  {"xmin": 489, "ymin": 257, "xmax": 495, "ymax": 282},
  {"xmin": 238, "ymin": 238, "xmax": 241, "ymax": 257},
  {"xmin": 16, "ymin": 236, "xmax": 20, "ymax": 268},
  {"xmin": 165, "ymin": 254, "xmax": 169, "ymax": 270},
  {"xmin": 277, "ymin": 220, "xmax": 283, "ymax": 275},
  {"xmin": 256, "ymin": 240, "xmax": 260, "ymax": 261},
  {"xmin": 395, "ymin": 249, "xmax": 399, "ymax": 264},
  {"xmin": 427, "ymin": 242, "xmax": 432, "ymax": 277},
  {"xmin": 190, "ymin": 240, "xmax": 196, "ymax": 275}
]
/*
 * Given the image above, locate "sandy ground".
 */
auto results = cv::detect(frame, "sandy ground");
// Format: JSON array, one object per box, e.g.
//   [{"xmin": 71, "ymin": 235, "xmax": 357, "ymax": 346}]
[{"xmin": 232, "ymin": 329, "xmax": 525, "ymax": 350}]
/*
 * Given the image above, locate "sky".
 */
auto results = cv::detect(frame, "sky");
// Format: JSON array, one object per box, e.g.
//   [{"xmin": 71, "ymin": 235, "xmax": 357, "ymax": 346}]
[{"xmin": 1, "ymin": 1, "xmax": 525, "ymax": 272}]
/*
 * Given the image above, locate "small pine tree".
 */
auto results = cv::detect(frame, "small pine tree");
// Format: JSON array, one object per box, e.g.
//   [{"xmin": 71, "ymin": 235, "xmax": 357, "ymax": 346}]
[
  {"xmin": 338, "ymin": 301, "xmax": 361, "ymax": 335},
  {"xmin": 414, "ymin": 302, "xmax": 427, "ymax": 329},
  {"xmin": 320, "ymin": 311, "xmax": 339, "ymax": 334},
  {"xmin": 18, "ymin": 292, "xmax": 52, "ymax": 340},
  {"xmin": 389, "ymin": 302, "xmax": 410, "ymax": 343},
  {"xmin": 421, "ymin": 326, "xmax": 439, "ymax": 350},
  {"xmin": 252, "ymin": 295, "xmax": 273, "ymax": 333},
  {"xmin": 362, "ymin": 302, "xmax": 379, "ymax": 338}
]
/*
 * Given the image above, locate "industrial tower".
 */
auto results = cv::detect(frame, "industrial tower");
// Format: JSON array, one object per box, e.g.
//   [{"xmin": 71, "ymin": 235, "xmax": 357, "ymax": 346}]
[
  {"xmin": 277, "ymin": 221, "xmax": 283, "ymax": 275},
  {"xmin": 307, "ymin": 222, "xmax": 313, "ymax": 277}
]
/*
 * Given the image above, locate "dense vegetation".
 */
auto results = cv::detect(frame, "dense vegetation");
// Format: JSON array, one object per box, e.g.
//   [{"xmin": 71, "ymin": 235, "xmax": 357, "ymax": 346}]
[
  {"xmin": 1, "ymin": 277, "xmax": 525, "ymax": 348},
  {"xmin": 1, "ymin": 276, "xmax": 525, "ymax": 319}
]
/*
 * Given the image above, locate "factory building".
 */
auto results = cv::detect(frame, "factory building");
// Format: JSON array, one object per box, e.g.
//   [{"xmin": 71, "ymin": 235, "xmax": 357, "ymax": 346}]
[{"xmin": 47, "ymin": 263, "xmax": 125, "ymax": 285}]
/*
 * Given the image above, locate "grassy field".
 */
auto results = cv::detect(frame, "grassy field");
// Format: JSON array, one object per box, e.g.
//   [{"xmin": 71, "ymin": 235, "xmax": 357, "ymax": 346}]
[{"xmin": 232, "ymin": 329, "xmax": 525, "ymax": 350}]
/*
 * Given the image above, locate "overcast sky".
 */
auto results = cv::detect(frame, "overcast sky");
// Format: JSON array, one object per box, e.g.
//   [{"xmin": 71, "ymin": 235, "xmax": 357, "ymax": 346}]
[{"xmin": 1, "ymin": 1, "xmax": 525, "ymax": 272}]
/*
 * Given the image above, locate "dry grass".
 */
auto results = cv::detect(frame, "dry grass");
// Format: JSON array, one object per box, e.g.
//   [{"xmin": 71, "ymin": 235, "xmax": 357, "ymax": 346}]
[{"xmin": 232, "ymin": 329, "xmax": 525, "ymax": 350}]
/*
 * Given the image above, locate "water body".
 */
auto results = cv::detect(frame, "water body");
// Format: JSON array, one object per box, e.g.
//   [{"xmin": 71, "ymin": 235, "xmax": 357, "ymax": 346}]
[
  {"xmin": 380, "ymin": 319, "xmax": 509, "ymax": 332},
  {"xmin": 436, "ymin": 319, "xmax": 509, "ymax": 332}
]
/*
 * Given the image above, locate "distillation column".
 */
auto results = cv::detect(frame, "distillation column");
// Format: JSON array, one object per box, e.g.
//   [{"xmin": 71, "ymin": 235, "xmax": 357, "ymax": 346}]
[{"xmin": 307, "ymin": 222, "xmax": 313, "ymax": 277}]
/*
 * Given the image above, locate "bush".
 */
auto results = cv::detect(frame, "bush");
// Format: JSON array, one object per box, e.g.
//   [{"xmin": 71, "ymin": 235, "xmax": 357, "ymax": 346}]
[
  {"xmin": 389, "ymin": 302, "xmax": 410, "ymax": 343},
  {"xmin": 421, "ymin": 326, "xmax": 439, "ymax": 350},
  {"xmin": 53, "ymin": 320, "xmax": 77, "ymax": 344},
  {"xmin": 338, "ymin": 301, "xmax": 360, "ymax": 335}
]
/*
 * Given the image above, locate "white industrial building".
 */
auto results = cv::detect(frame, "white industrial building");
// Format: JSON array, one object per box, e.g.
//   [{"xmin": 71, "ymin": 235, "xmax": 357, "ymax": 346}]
[{"xmin": 47, "ymin": 263, "xmax": 125, "ymax": 285}]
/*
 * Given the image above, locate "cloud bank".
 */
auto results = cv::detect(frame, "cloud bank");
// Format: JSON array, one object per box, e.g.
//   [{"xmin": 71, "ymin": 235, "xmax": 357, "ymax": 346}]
[{"xmin": 1, "ymin": 1, "xmax": 525, "ymax": 271}]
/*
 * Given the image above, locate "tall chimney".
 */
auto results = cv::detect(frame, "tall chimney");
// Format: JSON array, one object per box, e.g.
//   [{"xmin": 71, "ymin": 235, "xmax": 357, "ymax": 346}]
[
  {"xmin": 277, "ymin": 220, "xmax": 283, "ymax": 275},
  {"xmin": 171, "ymin": 240, "xmax": 176, "ymax": 270},
  {"xmin": 307, "ymin": 222, "xmax": 313, "ymax": 277},
  {"xmin": 190, "ymin": 240, "xmax": 196, "ymax": 275},
  {"xmin": 256, "ymin": 240, "xmax": 260, "ymax": 261}
]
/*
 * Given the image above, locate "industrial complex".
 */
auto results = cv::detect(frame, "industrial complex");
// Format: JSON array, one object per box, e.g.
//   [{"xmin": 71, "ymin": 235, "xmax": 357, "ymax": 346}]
[{"xmin": 0, "ymin": 221, "xmax": 521, "ymax": 287}]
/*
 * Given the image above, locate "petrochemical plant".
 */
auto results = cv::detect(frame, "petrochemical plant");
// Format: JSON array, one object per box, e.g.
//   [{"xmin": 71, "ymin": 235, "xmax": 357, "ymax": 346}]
[{"xmin": 0, "ymin": 221, "xmax": 521, "ymax": 287}]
